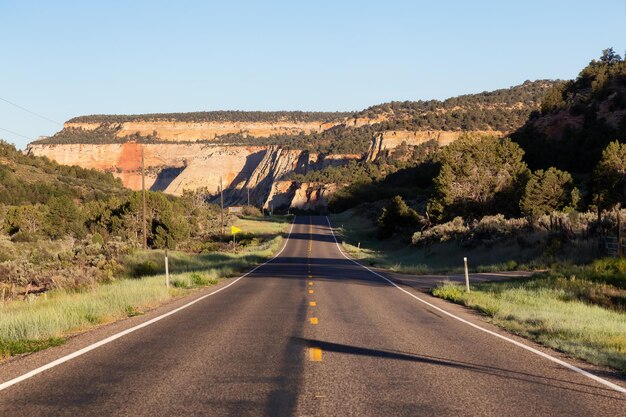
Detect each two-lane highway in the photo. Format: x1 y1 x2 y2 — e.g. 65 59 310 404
0 216 624 416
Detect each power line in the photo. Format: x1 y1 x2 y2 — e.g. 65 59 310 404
0 126 33 141
0 96 62 126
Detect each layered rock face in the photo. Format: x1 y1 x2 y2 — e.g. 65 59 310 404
64 120 340 142
27 141 347 210
28 110 518 210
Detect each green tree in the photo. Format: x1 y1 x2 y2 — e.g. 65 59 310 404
122 191 191 249
594 141 626 211
427 135 529 221
540 82 567 113
600 48 622 65
44 195 84 239
377 195 422 239
520 167 580 217
3 205 45 237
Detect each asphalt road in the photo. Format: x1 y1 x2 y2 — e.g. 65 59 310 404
0 216 624 416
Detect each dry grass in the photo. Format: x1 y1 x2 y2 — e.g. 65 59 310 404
432 271 626 373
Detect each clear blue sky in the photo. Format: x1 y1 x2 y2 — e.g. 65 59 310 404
1 0 625 149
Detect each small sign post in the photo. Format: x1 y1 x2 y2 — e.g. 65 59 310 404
231 225 242 252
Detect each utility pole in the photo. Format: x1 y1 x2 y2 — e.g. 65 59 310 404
247 187 250 207
141 146 147 250
220 176 224 237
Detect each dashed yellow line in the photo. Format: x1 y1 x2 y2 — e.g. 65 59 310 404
307 219 321 363
309 347 323 361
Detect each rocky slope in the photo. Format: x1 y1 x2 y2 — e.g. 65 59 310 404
28 81 552 211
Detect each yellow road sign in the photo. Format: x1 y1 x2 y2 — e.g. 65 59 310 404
231 225 242 235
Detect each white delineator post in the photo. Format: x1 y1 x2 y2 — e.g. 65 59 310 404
165 249 170 288
463 257 470 293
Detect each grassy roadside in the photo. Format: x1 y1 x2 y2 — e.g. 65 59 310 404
0 215 291 359
432 259 626 373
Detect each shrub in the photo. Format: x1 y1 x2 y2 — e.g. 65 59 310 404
91 233 105 245
377 196 422 239
472 214 528 239
240 206 262 217
190 272 209 286
133 261 159 277
412 217 468 244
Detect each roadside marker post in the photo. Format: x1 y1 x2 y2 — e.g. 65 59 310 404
165 249 170 288
463 257 470 293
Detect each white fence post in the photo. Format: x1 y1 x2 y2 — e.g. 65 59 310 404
464 257 470 293
165 249 170 288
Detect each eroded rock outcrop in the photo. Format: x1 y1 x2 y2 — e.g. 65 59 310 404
365 129 501 161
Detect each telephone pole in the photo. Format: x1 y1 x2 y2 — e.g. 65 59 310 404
220 176 224 237
141 146 147 250
247 187 250 207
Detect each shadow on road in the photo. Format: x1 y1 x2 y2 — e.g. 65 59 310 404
293 337 626 400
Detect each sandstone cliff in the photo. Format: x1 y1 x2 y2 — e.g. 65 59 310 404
27 129 490 210
63 120 340 142
27 142 344 211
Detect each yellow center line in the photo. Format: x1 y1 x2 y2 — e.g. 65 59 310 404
309 301 316 307
310 317 319 325
308 289 314 294
308 282 313 286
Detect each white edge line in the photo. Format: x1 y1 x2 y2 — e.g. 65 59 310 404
0 217 298 392
325 216 626 395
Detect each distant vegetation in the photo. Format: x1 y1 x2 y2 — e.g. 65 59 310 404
68 110 353 124
359 80 554 132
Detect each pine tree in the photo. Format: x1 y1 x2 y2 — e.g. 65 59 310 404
520 167 579 217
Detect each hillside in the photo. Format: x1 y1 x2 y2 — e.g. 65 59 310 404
27 80 553 211
0 140 125 205
357 80 554 133
512 49 626 173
